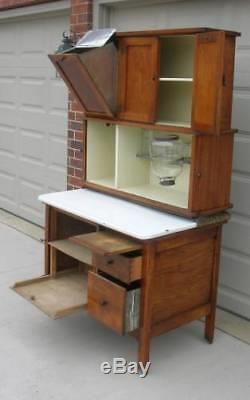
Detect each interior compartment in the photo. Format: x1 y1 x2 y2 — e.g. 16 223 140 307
116 126 192 209
86 121 116 187
156 81 193 127
160 35 194 78
86 122 192 209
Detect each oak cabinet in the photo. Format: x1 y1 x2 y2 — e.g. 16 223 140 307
49 27 239 135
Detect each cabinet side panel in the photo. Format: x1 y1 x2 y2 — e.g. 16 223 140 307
118 37 159 123
189 134 234 212
219 36 236 132
192 31 225 134
152 235 216 324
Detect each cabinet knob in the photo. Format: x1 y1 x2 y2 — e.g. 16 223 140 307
100 300 108 307
107 259 114 265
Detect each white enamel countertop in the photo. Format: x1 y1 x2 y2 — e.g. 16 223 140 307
38 189 197 240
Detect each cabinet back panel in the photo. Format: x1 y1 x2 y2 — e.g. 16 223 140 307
160 35 194 78
86 121 116 185
157 82 193 126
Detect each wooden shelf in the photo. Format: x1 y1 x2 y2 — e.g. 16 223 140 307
49 239 92 265
159 78 193 82
156 121 191 128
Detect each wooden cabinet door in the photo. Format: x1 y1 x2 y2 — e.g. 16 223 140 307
118 37 159 123
49 43 117 118
192 31 225 134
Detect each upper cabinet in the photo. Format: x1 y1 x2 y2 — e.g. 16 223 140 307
49 28 240 135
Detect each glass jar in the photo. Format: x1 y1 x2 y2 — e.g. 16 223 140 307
150 135 184 186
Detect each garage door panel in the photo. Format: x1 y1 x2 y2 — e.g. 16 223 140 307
18 109 48 132
46 167 67 192
0 128 17 154
233 136 250 174
20 129 46 163
48 136 67 168
49 79 68 110
0 80 17 105
220 251 250 297
20 79 47 109
48 111 68 137
232 94 250 132
0 105 18 126
0 172 16 205
234 50 250 88
231 176 250 217
0 12 68 225
222 218 250 257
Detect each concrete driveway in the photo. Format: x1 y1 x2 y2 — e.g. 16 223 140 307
0 221 250 400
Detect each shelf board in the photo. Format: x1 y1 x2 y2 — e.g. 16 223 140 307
87 177 116 188
156 120 191 128
159 78 193 82
49 239 92 265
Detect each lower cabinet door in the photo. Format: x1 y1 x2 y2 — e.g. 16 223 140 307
12 269 88 319
87 271 140 334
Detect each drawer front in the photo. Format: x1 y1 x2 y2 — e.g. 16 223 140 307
87 272 140 334
93 253 142 283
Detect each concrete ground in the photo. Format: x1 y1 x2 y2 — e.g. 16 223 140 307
0 221 250 400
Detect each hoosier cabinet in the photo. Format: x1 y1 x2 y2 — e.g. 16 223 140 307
12 27 240 372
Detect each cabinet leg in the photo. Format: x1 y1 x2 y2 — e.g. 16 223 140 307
138 328 151 366
137 242 155 366
204 227 222 344
205 307 216 343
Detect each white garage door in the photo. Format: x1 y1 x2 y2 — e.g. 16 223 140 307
94 0 250 318
0 9 69 226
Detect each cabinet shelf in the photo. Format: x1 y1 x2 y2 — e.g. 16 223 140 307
159 78 193 82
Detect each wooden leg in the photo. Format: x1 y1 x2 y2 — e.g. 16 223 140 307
205 227 222 343
44 205 50 275
50 247 57 278
138 242 155 366
44 205 57 276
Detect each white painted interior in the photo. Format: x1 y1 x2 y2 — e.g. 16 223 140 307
0 7 69 225
86 121 191 208
94 0 250 318
39 189 197 240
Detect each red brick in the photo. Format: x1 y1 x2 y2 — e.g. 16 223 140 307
68 176 83 187
70 158 83 169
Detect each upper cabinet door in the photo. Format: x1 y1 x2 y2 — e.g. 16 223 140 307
118 37 159 123
192 31 226 134
49 43 118 118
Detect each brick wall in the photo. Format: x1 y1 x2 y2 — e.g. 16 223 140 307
0 0 59 11
68 0 93 189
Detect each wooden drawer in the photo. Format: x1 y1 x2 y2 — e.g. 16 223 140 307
87 271 140 334
93 251 142 283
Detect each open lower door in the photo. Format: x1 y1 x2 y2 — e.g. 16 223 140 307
49 42 118 118
12 270 87 319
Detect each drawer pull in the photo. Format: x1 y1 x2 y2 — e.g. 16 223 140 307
107 259 114 265
100 300 108 307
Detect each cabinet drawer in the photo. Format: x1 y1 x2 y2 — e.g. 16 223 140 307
93 252 142 283
87 272 140 334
